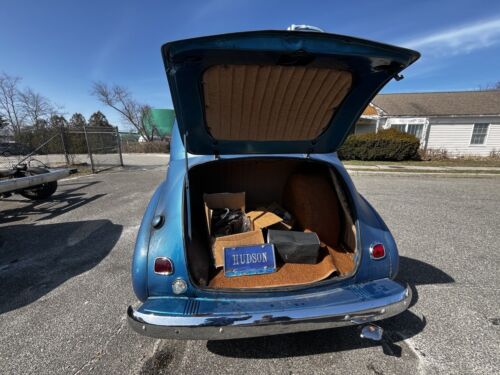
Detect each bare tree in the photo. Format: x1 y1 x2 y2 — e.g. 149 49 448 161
91 82 153 141
478 81 500 91
0 72 25 135
18 87 55 127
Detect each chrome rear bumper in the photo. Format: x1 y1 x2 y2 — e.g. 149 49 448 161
127 280 411 340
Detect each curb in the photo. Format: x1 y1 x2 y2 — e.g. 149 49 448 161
346 170 500 177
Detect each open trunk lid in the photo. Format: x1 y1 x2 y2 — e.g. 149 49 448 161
162 30 419 155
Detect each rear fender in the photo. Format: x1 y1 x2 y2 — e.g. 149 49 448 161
355 195 399 281
132 182 164 302
146 158 198 298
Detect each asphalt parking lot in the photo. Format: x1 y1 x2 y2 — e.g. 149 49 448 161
1 159 499 374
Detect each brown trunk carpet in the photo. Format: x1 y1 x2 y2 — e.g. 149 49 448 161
326 246 355 275
208 248 337 289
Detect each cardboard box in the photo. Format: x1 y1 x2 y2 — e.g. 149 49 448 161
212 229 264 268
266 202 294 229
246 210 283 229
270 221 293 231
204 192 264 268
204 192 289 268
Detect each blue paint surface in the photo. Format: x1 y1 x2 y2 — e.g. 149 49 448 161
131 122 401 303
224 244 277 277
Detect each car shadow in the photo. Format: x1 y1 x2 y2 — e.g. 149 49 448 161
206 256 453 359
0 181 104 223
0 219 122 314
397 255 455 307
397 256 454 285
207 310 425 359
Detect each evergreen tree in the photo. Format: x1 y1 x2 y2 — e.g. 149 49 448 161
68 113 87 128
88 111 112 128
49 114 68 128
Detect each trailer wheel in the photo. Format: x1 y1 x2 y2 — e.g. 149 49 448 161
19 168 58 200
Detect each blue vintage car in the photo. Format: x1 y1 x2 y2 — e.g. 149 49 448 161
128 28 420 341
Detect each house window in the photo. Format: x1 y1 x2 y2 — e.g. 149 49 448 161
391 124 406 132
390 123 424 139
470 123 489 145
407 124 424 139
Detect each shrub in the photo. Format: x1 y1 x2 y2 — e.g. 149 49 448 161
489 149 500 159
121 140 170 153
419 148 449 161
338 129 420 161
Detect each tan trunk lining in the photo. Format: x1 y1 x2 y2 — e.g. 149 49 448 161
203 65 352 141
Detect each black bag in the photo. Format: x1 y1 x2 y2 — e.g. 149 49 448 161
267 229 321 264
211 208 250 237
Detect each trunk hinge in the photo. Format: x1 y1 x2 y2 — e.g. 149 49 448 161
306 138 318 159
306 140 316 158
382 62 405 81
394 73 404 81
214 151 220 160
183 132 192 241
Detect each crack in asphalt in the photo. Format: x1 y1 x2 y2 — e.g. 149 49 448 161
72 316 127 375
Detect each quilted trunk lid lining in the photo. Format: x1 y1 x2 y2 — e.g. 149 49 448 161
202 64 352 141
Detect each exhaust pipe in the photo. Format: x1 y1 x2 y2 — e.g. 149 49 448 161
360 324 384 341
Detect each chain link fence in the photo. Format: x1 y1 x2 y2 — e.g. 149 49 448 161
0 126 123 173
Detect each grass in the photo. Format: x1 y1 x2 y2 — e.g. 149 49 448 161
68 166 93 176
121 141 169 154
341 159 500 167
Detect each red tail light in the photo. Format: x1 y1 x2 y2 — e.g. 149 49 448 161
370 243 385 260
154 257 174 275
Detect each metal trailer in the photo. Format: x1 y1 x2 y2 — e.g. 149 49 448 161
0 166 76 200
1 131 79 201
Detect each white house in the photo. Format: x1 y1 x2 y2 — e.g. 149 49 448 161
0 126 14 143
355 90 500 157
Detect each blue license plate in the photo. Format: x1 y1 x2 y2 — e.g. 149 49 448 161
224 244 276 277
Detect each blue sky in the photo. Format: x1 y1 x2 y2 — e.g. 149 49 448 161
1 0 500 129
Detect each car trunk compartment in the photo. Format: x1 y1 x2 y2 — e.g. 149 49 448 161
185 158 357 290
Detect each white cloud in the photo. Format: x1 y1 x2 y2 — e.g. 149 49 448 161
188 0 234 24
401 17 500 56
